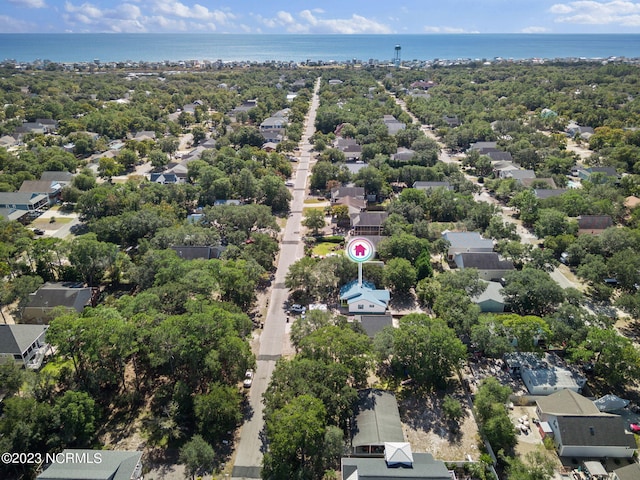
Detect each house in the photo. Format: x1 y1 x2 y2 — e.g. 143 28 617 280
22 282 94 324
171 245 226 260
611 462 640 480
133 130 156 141
574 166 619 182
0 324 49 369
340 281 390 314
469 141 498 152
334 137 363 161
336 196 367 217
356 314 394 338
412 181 453 193
228 99 258 118
341 447 451 480
0 134 19 148
485 150 513 162
442 115 460 127
442 231 494 261
471 280 505 312
390 147 415 163
521 366 586 395
18 180 64 206
519 177 556 189
382 115 406 135
577 215 613 235
550 415 635 458
351 212 388 236
331 186 365 203
37 450 143 480
566 122 595 140
0 207 28 222
502 169 536 181
149 173 181 184
351 389 405 456
534 189 568 200
492 161 521 178
259 116 287 143
0 192 49 211
410 80 437 90
453 252 514 281
40 171 74 186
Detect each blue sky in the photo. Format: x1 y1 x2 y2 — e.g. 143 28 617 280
3 0 640 33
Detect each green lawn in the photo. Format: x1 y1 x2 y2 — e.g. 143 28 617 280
312 242 343 256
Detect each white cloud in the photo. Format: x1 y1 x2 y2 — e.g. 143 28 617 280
423 26 470 34
521 26 551 33
550 1 640 25
255 9 391 33
150 0 234 24
8 0 46 8
64 1 146 32
0 14 36 32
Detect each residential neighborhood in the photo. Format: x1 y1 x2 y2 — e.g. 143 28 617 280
1 56 640 480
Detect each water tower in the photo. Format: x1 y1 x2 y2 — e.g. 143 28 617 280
394 44 401 67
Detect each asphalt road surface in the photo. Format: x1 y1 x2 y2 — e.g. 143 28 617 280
231 77 321 480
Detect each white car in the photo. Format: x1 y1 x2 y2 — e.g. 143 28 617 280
289 304 306 313
243 369 254 388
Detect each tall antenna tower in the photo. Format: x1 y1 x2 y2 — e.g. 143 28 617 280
394 44 401 68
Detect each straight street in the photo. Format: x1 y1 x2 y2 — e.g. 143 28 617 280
231 77 321 480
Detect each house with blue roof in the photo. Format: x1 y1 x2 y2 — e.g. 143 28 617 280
340 280 390 314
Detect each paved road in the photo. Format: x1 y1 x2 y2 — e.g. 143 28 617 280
231 77 321 480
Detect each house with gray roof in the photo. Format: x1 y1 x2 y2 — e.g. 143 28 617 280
331 186 365 203
502 169 536 181
341 448 451 480
351 389 404 456
356 314 394 338
612 462 640 480
471 280 505 312
40 171 74 185
0 207 28 222
351 212 388 236
442 231 494 261
390 147 415 163
37 449 143 480
412 181 453 192
536 390 636 458
453 252 514 281
19 180 64 205
577 215 613 235
171 245 226 260
22 282 94 324
521 366 586 395
534 188 568 200
0 192 48 211
0 324 49 369
382 115 406 135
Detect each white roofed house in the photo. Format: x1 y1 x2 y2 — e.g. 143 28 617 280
259 116 287 143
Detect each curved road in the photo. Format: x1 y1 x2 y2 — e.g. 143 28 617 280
231 77 321 480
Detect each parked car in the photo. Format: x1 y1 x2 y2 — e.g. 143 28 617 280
629 423 640 433
289 304 306 313
33 228 45 235
243 369 254 388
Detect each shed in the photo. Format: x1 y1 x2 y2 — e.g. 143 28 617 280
351 389 404 456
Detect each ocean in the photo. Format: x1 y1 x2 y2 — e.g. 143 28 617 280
1 34 639 64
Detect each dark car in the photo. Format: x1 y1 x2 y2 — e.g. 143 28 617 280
33 228 45 235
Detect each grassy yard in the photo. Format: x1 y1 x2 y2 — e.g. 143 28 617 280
312 242 343 256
